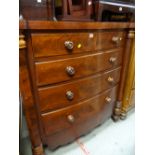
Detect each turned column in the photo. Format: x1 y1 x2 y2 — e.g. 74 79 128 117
112 30 135 121
120 37 135 120
19 32 44 155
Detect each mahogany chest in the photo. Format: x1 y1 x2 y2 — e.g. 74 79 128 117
19 21 134 155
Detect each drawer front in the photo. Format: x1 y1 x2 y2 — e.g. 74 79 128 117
31 31 126 58
96 31 126 50
35 48 123 86
32 32 97 58
41 86 118 136
46 106 112 149
38 67 121 112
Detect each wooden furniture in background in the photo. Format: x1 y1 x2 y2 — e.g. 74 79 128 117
20 0 56 20
94 0 135 21
56 0 93 21
121 37 135 119
19 21 134 155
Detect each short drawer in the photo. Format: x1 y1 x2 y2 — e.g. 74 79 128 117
96 31 126 50
35 48 123 86
31 32 97 58
41 86 118 136
31 31 126 58
38 67 121 112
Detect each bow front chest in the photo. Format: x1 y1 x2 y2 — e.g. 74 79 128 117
19 21 134 155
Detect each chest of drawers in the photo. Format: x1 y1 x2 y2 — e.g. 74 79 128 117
19 21 134 155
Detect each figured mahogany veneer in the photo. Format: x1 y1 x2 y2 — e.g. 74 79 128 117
32 31 126 58
20 20 134 30
35 48 123 86
19 21 134 155
45 98 114 149
41 86 118 136
38 67 121 112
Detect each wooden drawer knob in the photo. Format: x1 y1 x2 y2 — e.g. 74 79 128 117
64 41 74 50
105 97 112 103
119 7 123 12
112 36 122 44
67 115 75 123
107 77 114 83
66 91 74 100
109 57 117 63
66 66 75 76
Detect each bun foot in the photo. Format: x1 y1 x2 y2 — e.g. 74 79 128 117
32 144 44 155
120 112 127 120
112 105 121 122
112 115 120 122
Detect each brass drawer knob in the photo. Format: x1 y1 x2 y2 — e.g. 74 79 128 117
112 36 122 44
66 66 75 76
105 97 112 103
66 91 74 100
67 115 75 123
64 41 74 50
109 57 117 63
107 77 114 83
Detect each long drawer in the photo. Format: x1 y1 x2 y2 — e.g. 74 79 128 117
38 67 121 112
46 104 113 149
31 31 126 58
41 86 118 136
35 48 123 86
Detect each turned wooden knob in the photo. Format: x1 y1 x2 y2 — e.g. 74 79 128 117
107 77 114 83
66 66 75 76
105 97 112 103
66 91 74 100
64 41 74 50
67 115 75 123
112 36 122 44
109 57 117 63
